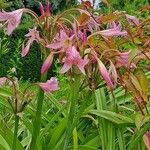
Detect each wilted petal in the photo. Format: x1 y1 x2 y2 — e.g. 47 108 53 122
0 77 7 86
97 59 114 89
143 131 150 150
38 77 59 93
41 53 54 74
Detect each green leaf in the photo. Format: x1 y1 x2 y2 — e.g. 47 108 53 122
0 88 12 98
0 122 24 150
117 128 126 150
95 88 108 150
47 118 67 149
135 70 149 101
89 110 134 124
128 121 150 150
73 128 78 150
0 134 11 150
135 113 150 130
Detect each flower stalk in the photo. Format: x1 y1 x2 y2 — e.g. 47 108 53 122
30 71 47 150
63 76 80 149
12 114 19 150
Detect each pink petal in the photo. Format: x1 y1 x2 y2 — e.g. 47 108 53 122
126 14 140 26
60 61 72 74
77 59 89 74
46 42 62 49
38 77 59 93
109 61 118 87
71 46 79 57
3 9 23 35
97 59 114 89
41 53 54 74
89 23 127 38
0 12 7 21
60 30 68 39
47 77 59 91
116 52 130 67
21 40 32 57
7 20 17 35
0 77 7 86
100 28 127 37
143 131 150 150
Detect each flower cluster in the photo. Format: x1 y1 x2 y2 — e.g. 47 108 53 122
0 2 144 93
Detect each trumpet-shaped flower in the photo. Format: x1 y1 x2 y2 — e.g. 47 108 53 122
60 46 89 74
126 14 140 26
22 28 41 57
97 59 114 89
46 30 74 52
38 77 59 93
100 22 127 37
88 22 127 39
0 9 23 35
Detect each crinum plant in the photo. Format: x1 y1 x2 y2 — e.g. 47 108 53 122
0 1 150 150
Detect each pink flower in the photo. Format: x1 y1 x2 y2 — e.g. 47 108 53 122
38 77 59 93
126 14 140 26
46 30 74 52
87 17 100 32
143 131 150 150
97 59 114 89
0 77 7 86
60 46 89 74
101 22 127 37
77 30 88 44
0 9 23 35
88 22 127 39
22 28 41 57
41 53 54 74
116 52 130 67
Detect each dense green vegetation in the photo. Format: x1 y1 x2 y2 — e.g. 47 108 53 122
0 0 150 150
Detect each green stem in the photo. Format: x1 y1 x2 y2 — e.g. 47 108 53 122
63 77 80 149
12 115 19 150
30 73 47 150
